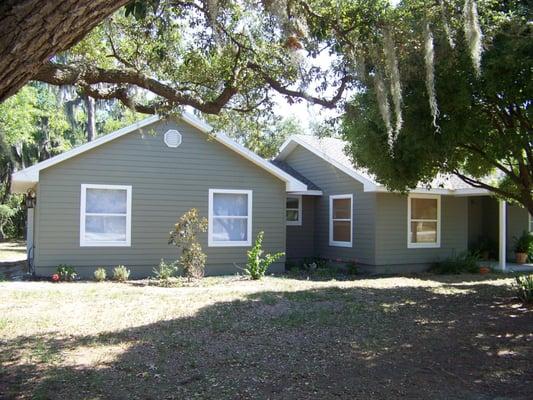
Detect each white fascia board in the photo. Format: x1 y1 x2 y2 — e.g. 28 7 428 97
288 190 323 196
277 136 378 191
181 112 307 192
369 186 490 196
11 115 161 193
12 111 307 193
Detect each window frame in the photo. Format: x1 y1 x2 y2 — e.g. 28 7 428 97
80 184 132 247
208 189 253 247
329 194 353 248
286 195 302 226
407 193 441 249
529 213 533 233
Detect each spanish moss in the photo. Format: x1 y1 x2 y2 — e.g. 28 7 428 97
463 0 483 75
382 28 403 135
424 23 440 132
439 0 455 48
372 68 393 147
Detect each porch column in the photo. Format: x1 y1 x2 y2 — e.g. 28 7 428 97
499 200 506 271
26 207 34 259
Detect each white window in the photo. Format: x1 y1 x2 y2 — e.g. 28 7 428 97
407 194 441 248
286 195 302 226
530 214 533 232
80 184 132 247
208 189 252 247
329 194 353 247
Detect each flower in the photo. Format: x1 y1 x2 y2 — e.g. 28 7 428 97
51 274 60 282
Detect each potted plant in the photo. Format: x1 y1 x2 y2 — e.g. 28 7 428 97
513 231 533 264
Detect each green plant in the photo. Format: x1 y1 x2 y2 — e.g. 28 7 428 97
169 208 208 280
430 252 480 275
0 204 16 240
94 267 107 282
56 265 77 282
244 231 284 280
471 236 496 260
345 261 358 275
515 274 533 305
153 258 177 280
513 231 533 254
112 265 130 282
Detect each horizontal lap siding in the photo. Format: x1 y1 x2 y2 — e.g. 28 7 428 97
284 146 376 264
35 119 286 275
374 193 468 265
286 196 316 259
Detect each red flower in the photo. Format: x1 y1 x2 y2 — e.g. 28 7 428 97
51 274 60 282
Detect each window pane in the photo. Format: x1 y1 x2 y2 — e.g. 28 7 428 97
286 197 299 209
411 198 437 220
86 189 127 214
411 221 437 243
213 193 248 216
333 221 351 242
213 218 247 241
86 215 126 242
333 198 351 219
287 210 299 221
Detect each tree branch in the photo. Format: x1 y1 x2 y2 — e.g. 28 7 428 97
34 61 238 115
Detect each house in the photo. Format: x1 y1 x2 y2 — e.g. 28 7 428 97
11 114 530 277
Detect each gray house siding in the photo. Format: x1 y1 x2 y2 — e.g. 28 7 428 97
374 193 469 272
34 118 286 278
286 195 316 260
283 146 376 265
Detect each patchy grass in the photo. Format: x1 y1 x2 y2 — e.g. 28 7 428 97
0 241 26 262
0 274 531 399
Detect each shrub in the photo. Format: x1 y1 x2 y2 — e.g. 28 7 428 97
430 252 480 274
113 265 130 282
94 267 107 282
515 274 533 305
244 231 284 280
153 258 177 280
169 208 208 280
56 264 77 281
513 231 533 254
345 261 358 275
0 204 16 240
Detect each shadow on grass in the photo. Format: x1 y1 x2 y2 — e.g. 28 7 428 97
1 281 532 400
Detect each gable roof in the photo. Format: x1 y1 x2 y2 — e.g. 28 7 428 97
11 112 308 193
276 135 490 196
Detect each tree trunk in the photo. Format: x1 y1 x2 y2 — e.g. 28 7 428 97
84 95 96 141
0 0 129 102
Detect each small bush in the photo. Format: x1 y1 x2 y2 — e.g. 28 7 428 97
94 267 107 282
431 252 480 274
113 265 130 282
345 261 358 275
244 231 284 280
56 265 77 281
153 258 177 280
515 274 533 305
169 208 208 280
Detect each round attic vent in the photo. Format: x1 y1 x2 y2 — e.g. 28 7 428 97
164 130 182 148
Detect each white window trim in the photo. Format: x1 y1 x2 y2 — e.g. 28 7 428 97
529 213 533 233
208 189 253 247
407 193 441 249
80 184 132 247
286 195 302 226
329 194 353 248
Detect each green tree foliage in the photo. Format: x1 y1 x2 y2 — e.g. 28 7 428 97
342 1 532 213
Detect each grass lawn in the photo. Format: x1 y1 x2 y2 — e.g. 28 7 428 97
0 274 531 399
0 241 26 262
